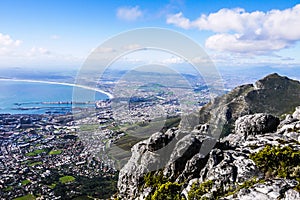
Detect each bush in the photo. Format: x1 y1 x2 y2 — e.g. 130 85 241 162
143 172 182 199
250 145 300 178
151 182 182 200
250 144 300 191
144 171 167 189
188 180 213 200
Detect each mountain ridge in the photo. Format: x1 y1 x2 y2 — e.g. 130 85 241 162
116 73 300 200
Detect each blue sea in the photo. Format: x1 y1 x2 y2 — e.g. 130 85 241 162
0 80 109 114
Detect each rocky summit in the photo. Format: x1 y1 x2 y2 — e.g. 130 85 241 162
116 74 300 200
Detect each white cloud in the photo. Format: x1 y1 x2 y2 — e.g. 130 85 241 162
0 33 22 47
205 33 288 53
28 47 51 56
0 33 22 57
167 4 300 54
166 12 191 29
117 6 143 21
0 33 83 67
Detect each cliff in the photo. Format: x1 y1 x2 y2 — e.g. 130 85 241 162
116 73 300 200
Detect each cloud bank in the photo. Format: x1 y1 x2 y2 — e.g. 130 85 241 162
167 4 300 54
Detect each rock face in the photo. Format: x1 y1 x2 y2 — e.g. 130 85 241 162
235 113 280 139
117 74 300 199
224 179 299 200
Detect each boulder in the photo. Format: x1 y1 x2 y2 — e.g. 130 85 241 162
224 179 298 200
235 113 280 139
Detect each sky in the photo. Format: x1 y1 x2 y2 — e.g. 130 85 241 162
1 0 300 69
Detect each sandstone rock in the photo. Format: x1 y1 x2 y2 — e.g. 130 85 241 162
235 113 280 139
225 179 298 200
117 129 177 199
293 106 300 120
117 74 300 199
283 189 300 200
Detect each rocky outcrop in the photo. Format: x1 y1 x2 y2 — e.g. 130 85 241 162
235 113 280 139
224 179 299 200
198 73 300 136
117 74 300 199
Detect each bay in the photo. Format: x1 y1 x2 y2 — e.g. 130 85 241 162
0 80 109 114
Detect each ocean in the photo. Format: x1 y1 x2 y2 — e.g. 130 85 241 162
0 80 109 114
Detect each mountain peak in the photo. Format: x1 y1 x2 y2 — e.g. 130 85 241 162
117 73 300 200
254 73 298 90
197 73 300 136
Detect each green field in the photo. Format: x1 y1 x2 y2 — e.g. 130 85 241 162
59 175 75 184
79 124 99 132
25 148 48 157
21 179 31 186
49 150 62 155
13 194 36 200
28 161 42 167
107 116 181 168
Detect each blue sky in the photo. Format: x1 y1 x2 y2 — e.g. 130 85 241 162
0 0 300 69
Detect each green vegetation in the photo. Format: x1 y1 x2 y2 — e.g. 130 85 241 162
59 175 75 184
79 124 99 132
151 182 182 200
108 116 181 167
295 178 300 192
13 194 36 200
114 116 180 152
188 178 265 199
4 186 13 191
143 172 182 200
25 148 48 157
53 174 119 199
73 196 94 200
21 179 31 186
250 145 300 178
188 180 213 199
144 171 167 189
114 134 147 152
48 183 56 189
250 144 300 191
49 149 62 155
224 178 265 197
28 161 42 167
39 169 118 199
143 174 261 199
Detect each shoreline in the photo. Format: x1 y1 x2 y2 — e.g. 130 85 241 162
0 78 114 99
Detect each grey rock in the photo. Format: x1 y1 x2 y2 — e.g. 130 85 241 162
226 179 298 200
283 189 300 200
117 74 300 199
293 106 300 120
163 134 216 180
117 129 177 199
235 113 280 139
198 73 300 137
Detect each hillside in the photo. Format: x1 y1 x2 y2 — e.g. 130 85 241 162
116 73 300 200
197 73 300 136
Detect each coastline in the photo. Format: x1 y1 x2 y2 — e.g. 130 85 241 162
0 78 114 99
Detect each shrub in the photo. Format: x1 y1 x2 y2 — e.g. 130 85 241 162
143 172 182 199
151 181 182 200
250 145 300 179
250 144 300 191
188 180 213 200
